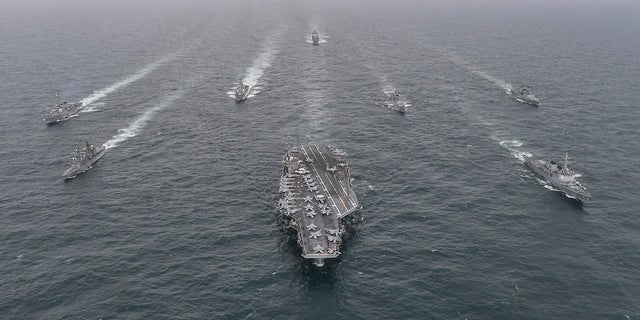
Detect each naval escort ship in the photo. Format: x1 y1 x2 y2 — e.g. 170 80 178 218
234 80 251 102
63 141 106 179
311 30 320 45
525 154 591 203
278 144 360 266
511 84 540 106
387 90 409 113
44 100 83 124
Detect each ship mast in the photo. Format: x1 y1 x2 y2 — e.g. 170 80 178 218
561 152 573 175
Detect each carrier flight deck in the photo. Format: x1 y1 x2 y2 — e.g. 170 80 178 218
278 144 360 266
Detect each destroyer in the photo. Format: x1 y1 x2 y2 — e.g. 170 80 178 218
311 30 320 45
234 80 251 102
278 144 360 266
63 141 106 179
525 154 590 203
511 84 540 106
44 100 83 124
387 90 408 113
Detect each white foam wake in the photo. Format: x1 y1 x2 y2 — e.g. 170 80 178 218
469 69 513 93
228 51 278 99
79 102 104 114
80 54 174 107
499 139 531 162
228 34 282 99
305 35 329 44
103 92 182 150
244 44 278 87
444 52 513 93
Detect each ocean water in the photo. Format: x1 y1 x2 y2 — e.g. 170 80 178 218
1 0 639 319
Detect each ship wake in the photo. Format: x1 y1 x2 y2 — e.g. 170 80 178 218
103 92 183 150
228 33 282 100
444 52 513 93
79 102 104 114
468 69 513 93
498 139 532 162
80 53 176 108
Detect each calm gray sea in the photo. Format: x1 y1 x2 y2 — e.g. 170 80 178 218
1 0 639 319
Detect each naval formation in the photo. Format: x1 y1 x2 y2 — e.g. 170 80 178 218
43 29 590 266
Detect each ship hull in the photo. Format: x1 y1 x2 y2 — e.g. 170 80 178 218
235 85 252 102
515 96 540 106
63 146 106 179
44 103 83 124
278 144 359 266
524 157 588 204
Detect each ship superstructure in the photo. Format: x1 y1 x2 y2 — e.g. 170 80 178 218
525 154 590 203
63 141 106 179
511 84 540 106
278 144 359 266
234 80 251 102
387 90 409 113
44 101 83 124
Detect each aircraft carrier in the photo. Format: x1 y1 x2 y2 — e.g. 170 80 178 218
278 144 360 266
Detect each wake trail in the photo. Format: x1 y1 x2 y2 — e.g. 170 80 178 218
378 74 395 94
244 40 279 88
80 53 176 108
244 49 274 89
102 92 182 150
228 29 284 99
79 102 103 113
433 47 528 162
468 69 513 93
442 51 513 93
497 139 532 162
102 73 205 150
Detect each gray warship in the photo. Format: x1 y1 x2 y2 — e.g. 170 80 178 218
63 141 107 179
44 101 83 124
511 84 540 106
525 154 590 203
278 144 360 266
311 30 320 45
387 90 408 113
234 80 251 102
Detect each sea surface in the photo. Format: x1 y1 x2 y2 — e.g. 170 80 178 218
1 0 639 319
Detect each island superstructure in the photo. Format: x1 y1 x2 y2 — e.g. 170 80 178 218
278 144 359 266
